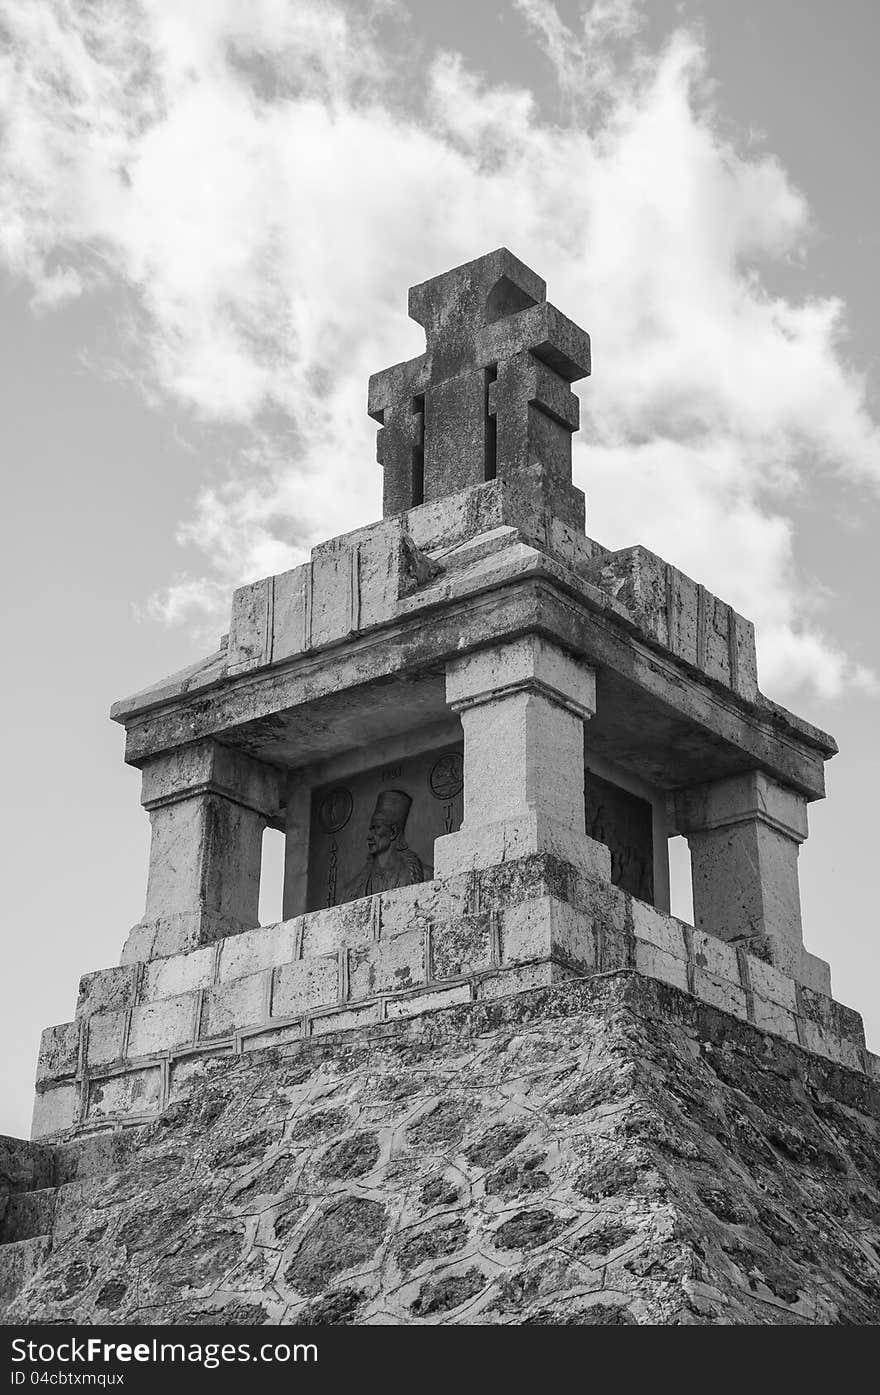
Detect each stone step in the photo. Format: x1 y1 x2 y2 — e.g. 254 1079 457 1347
0 1187 56 1244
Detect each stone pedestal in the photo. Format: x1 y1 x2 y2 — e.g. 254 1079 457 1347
675 771 827 987
121 742 284 963
434 635 610 879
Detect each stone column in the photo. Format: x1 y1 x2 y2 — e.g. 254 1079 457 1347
121 741 284 963
434 635 610 880
675 771 826 986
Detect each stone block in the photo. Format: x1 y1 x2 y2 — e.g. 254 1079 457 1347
0 1137 54 1196
76 966 138 1020
797 987 865 1048
228 574 272 671
690 930 742 986
676 771 808 840
597 548 758 701
119 921 158 965
86 1068 161 1122
128 993 198 1056
404 480 502 553
476 961 577 1000
140 741 283 814
309 520 403 647
300 901 372 957
348 929 426 1000
445 634 597 717
800 951 832 997
140 945 216 1002
36 1022 80 1083
124 909 250 964
501 897 596 972
436 815 610 882
745 956 797 1011
385 983 472 1018
271 957 338 1019
168 1052 230 1103
797 1022 864 1073
141 796 264 933
381 880 445 938
431 912 495 980
309 1003 381 1037
634 941 689 993
472 853 574 911
271 564 310 664
31 1085 79 1141
85 1010 128 1068
750 996 800 1044
693 969 748 1020
0 1189 56 1244
357 522 410 630
0 1235 51 1303
241 1023 303 1053
630 901 687 960
596 920 633 972
549 516 596 574
576 870 630 931
217 920 299 984
200 974 268 1040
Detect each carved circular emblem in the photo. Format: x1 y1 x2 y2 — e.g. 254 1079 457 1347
429 752 463 801
317 787 353 834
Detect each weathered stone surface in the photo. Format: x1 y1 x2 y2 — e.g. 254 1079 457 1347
6 974 880 1325
435 636 601 879
33 852 868 1136
15 250 863 1331
597 545 759 702
676 771 814 983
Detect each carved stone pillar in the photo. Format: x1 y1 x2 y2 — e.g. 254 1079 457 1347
121 741 284 963
433 635 610 880
675 771 828 988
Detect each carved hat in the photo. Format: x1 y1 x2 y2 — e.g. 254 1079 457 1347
372 789 412 829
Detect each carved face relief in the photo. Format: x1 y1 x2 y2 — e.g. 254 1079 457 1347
307 744 463 911
367 817 397 856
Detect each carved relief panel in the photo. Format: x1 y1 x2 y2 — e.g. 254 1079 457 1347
307 745 464 911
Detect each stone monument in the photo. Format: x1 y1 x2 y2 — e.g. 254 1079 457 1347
2 250 878 1325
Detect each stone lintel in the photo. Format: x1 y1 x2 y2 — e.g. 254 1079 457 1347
117 574 831 802
445 634 597 720
674 770 808 843
140 740 284 816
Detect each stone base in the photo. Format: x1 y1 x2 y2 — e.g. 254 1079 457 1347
32 854 874 1140
120 910 256 964
434 816 611 881
6 973 880 1325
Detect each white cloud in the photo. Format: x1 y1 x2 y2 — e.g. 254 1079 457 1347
0 0 878 700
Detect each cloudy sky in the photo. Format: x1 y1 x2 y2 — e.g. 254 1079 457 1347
1 0 878 1137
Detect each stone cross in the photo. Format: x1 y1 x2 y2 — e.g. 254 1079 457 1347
368 248 591 531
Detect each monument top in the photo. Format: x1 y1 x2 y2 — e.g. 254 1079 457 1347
368 248 591 526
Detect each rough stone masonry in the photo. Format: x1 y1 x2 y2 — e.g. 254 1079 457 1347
3 249 878 1324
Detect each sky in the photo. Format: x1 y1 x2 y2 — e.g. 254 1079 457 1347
1 0 878 1139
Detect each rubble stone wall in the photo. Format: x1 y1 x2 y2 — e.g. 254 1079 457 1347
4 973 880 1325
